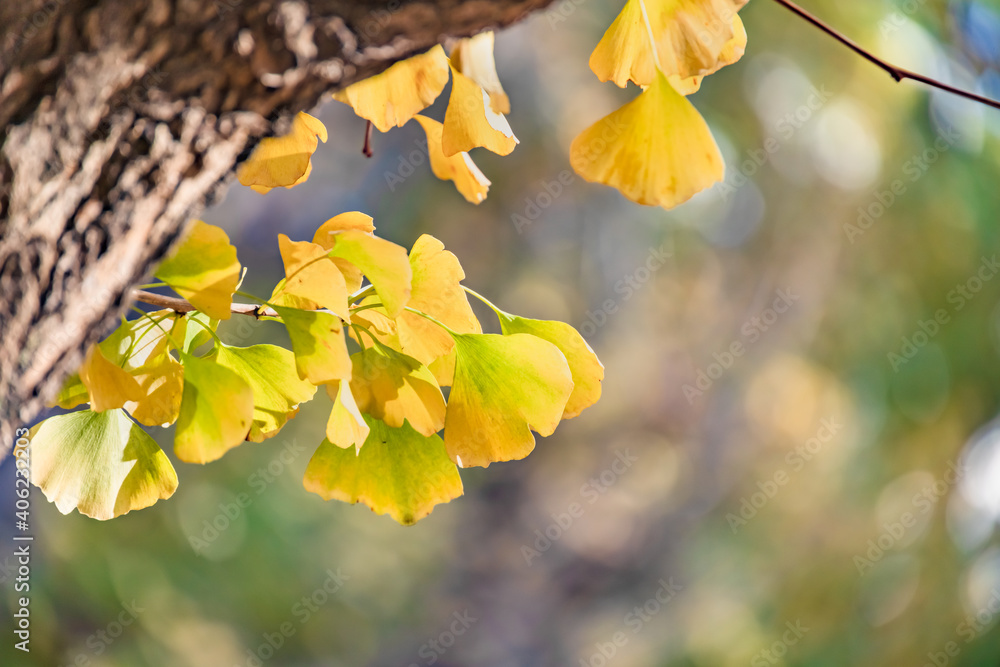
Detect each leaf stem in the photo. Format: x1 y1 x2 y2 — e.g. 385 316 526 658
462 285 505 319
404 306 459 335
129 307 185 352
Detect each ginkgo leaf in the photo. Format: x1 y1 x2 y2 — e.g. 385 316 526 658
325 230 412 318
211 343 317 442
590 0 748 88
393 234 481 365
668 15 747 94
350 344 446 437
350 296 398 337
414 115 491 204
497 313 603 419
155 220 241 320
183 311 218 353
273 305 352 385
444 333 574 467
303 414 463 525
52 373 88 409
79 344 142 412
271 234 349 317
174 352 254 463
442 65 519 157
325 379 369 453
30 409 178 520
332 45 450 133
429 350 456 387
451 31 510 114
570 70 724 209
237 112 327 193
312 212 376 293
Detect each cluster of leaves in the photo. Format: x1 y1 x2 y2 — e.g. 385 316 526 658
34 215 603 524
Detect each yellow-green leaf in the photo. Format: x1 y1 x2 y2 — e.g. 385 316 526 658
51 373 88 409
312 212 376 293
237 112 327 193
325 230 412 318
498 313 603 419
350 344 446 437
271 234 349 317
79 344 142 413
174 352 254 463
30 409 178 520
325 379 370 453
155 220 241 320
211 343 317 442
274 305 352 385
444 333 573 467
303 414 463 525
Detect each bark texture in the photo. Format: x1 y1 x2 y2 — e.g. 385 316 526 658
0 0 553 455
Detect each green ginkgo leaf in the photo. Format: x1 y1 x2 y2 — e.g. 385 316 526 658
444 333 574 467
52 373 89 409
211 343 317 441
326 230 412 317
183 311 218 353
498 313 604 419
303 414 463 525
350 343 446 437
30 409 178 520
155 220 241 319
174 352 255 463
274 306 352 385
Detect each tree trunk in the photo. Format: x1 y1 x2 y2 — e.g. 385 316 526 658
0 0 553 456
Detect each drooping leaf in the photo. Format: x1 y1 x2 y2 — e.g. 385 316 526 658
312 212 376 293
155 220 241 319
174 352 254 463
30 409 178 520
589 0 748 88
414 115 491 204
451 31 510 114
270 234 349 317
237 112 327 193
442 65 518 157
274 305 352 385
211 343 317 442
325 230 412 318
570 70 724 209
498 313 603 419
325 379 370 453
444 333 574 467
79 344 142 412
303 414 463 525
331 45 450 132
350 344 446 437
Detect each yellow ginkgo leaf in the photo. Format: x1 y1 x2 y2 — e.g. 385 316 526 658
325 379 370 453
442 65 518 157
312 212 376 292
350 344 446 438
325 230 412 318
174 352 255 463
444 333 574 468
332 45 450 133
237 112 327 193
451 31 510 114
271 234 350 317
79 344 142 413
570 70 724 209
51 373 88 410
155 220 241 320
414 115 491 204
590 0 747 88
668 15 747 94
273 305 352 385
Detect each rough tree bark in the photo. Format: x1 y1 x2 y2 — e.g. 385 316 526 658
0 0 554 456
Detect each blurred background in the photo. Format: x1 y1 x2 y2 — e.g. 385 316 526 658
4 0 1000 664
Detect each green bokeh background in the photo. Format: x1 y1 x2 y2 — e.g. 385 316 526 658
4 1 1000 665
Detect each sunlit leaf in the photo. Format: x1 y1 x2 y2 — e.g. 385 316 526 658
442 65 518 157
182 311 218 353
274 305 352 385
271 234 349 317
174 352 254 463
331 45 450 132
303 414 463 525
350 344 446 437
414 115 491 204
237 112 327 193
52 373 88 409
30 409 178 520
570 70 724 209
451 31 510 114
155 220 241 320
211 343 317 442
325 379 370 453
79 344 142 412
444 333 573 467
312 212 376 293
325 230 412 318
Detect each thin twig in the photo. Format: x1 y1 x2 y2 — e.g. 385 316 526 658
362 120 374 158
771 0 1000 111
131 289 278 318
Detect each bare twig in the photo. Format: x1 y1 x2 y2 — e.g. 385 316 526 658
131 289 278 318
362 119 374 158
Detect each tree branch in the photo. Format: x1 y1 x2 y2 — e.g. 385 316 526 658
131 290 278 318
771 0 1000 112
